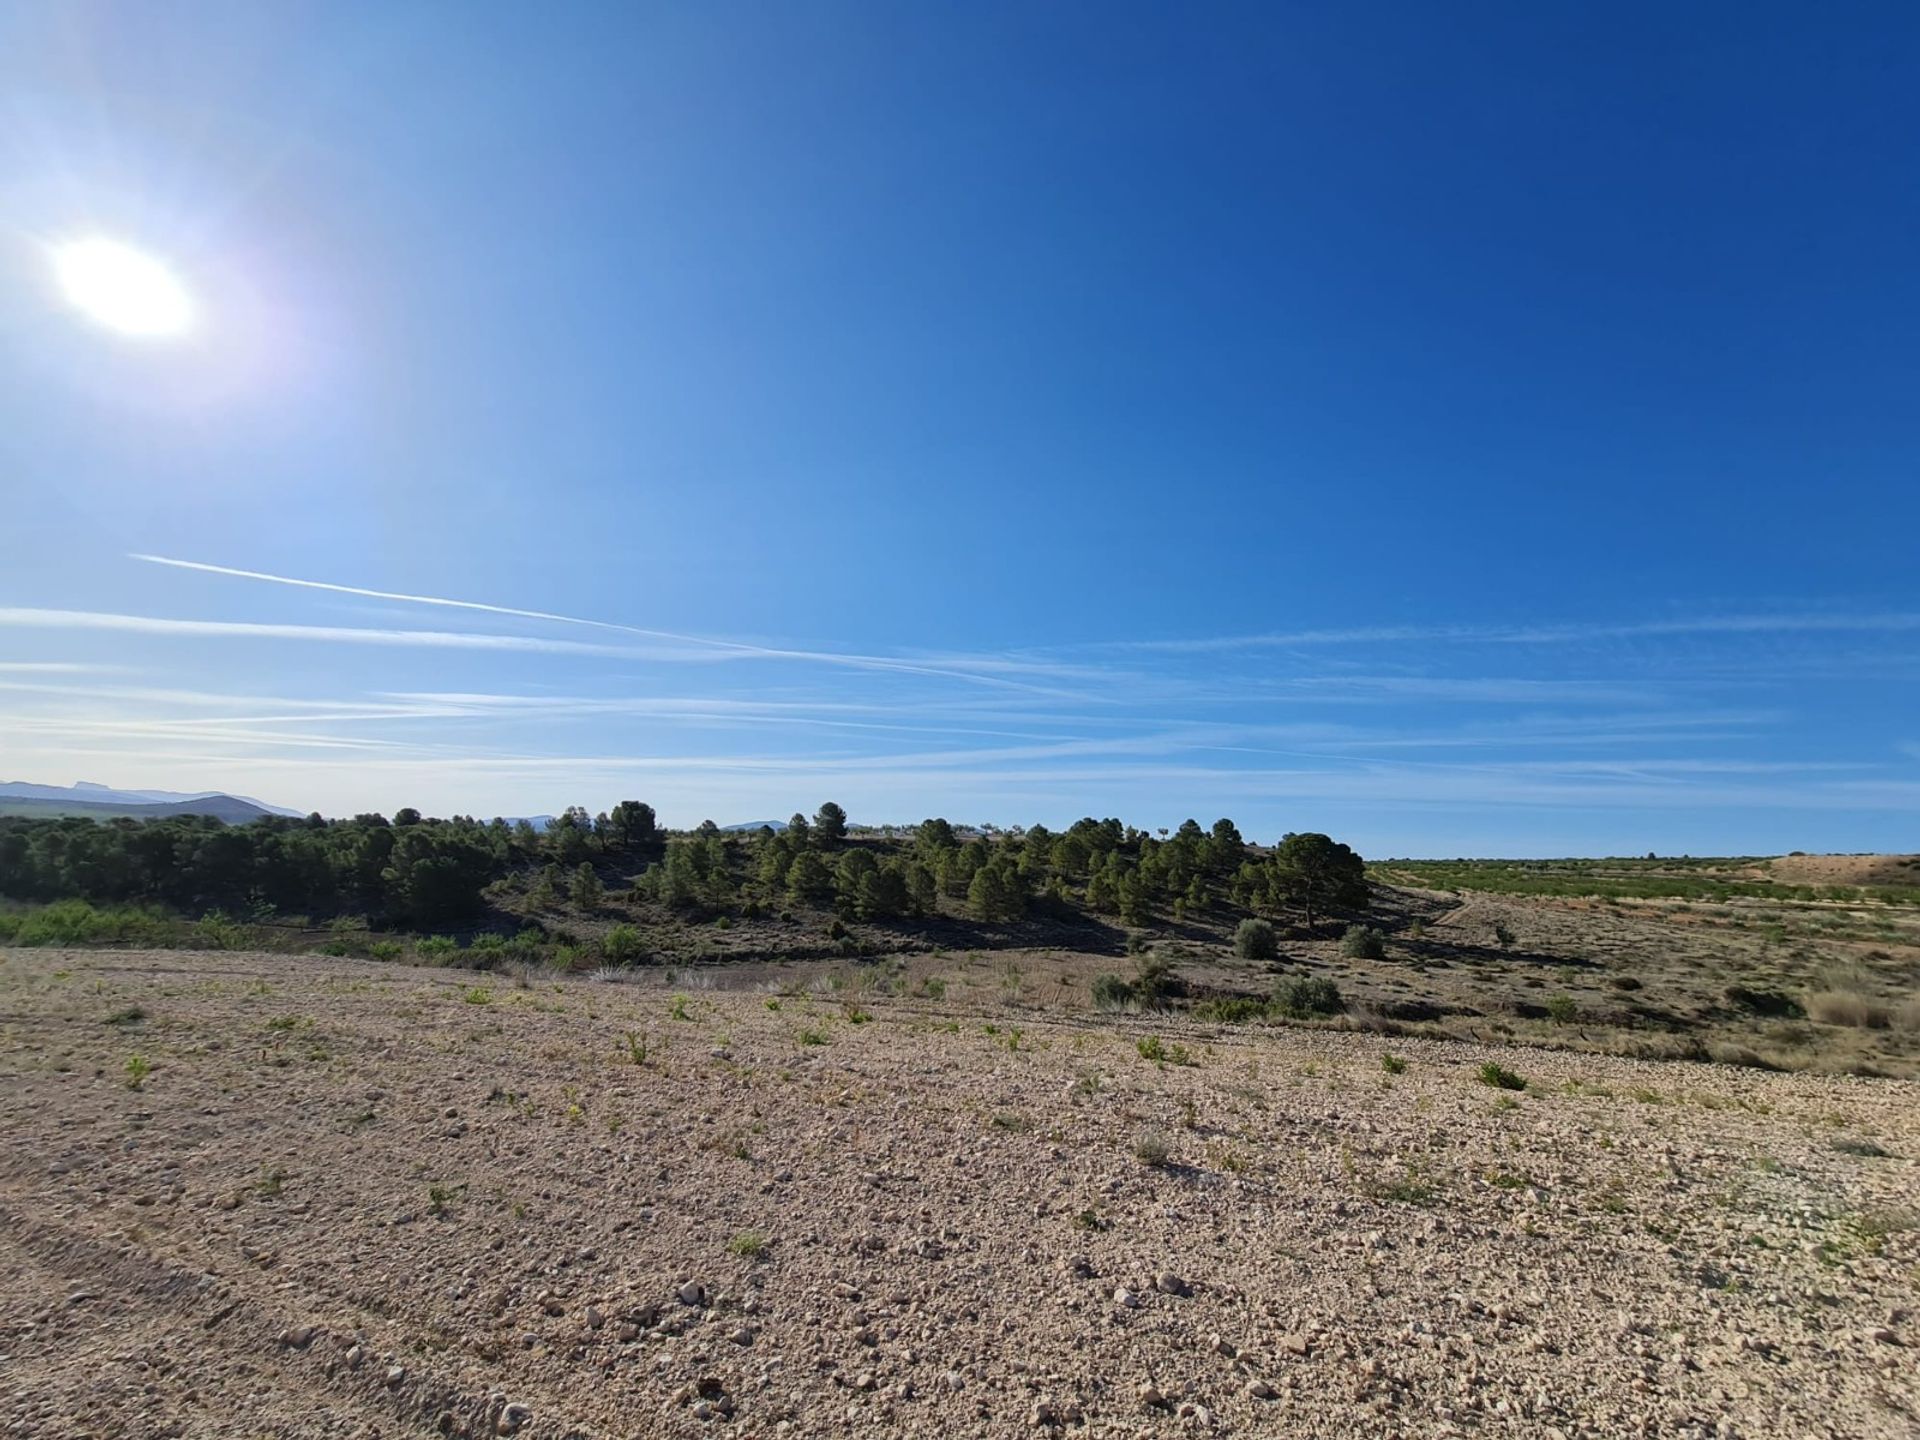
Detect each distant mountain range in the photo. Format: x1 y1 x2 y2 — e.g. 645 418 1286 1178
0 781 300 825
720 819 787 832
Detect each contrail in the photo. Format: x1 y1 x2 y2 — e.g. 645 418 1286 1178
128 553 1079 694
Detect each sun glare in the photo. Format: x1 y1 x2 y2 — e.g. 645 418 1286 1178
52 237 195 338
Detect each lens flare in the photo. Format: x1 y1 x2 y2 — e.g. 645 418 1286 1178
52 237 195 338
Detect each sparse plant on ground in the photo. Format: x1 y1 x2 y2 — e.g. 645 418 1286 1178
124 1053 151 1089
1831 1137 1891 1158
1381 1051 1407 1075
1133 1130 1171 1167
1135 1035 1194 1065
427 1181 465 1215
1545 993 1577 1024
728 1230 768 1259
1477 1061 1526 1091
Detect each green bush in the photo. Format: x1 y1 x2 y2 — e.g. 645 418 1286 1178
1544 993 1577 1024
1274 975 1344 1017
191 911 246 950
415 935 460 961
1233 917 1278 961
601 923 647 965
1477 1061 1526 1091
1 900 169 947
1340 924 1386 960
369 940 403 962
1091 973 1135 1011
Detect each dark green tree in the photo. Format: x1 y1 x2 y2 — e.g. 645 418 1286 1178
1268 831 1368 931
607 800 658 849
813 801 848 846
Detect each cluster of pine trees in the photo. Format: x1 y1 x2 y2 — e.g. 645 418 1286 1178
627 806 1367 930
0 801 667 928
0 799 1369 934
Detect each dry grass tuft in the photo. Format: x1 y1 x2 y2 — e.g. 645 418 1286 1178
1805 989 1891 1030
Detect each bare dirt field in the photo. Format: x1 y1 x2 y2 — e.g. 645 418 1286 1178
2 946 1916 1440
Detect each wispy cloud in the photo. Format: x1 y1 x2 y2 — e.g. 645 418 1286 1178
0 608 647 656
1105 612 1920 654
130 553 1090 694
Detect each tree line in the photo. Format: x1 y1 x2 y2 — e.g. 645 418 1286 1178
0 799 1367 934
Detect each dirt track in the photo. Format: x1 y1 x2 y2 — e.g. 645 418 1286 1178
2 947 1915 1438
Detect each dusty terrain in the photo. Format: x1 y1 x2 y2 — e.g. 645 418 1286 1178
2 946 1915 1439
1760 855 1920 889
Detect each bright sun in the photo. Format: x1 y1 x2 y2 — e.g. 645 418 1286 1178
52 237 195 338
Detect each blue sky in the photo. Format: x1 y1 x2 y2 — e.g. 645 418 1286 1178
1 2 1916 855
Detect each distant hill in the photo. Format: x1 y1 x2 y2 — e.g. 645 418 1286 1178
0 781 292 825
66 781 298 815
720 819 787 833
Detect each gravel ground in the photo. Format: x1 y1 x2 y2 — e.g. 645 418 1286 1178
1 947 1915 1439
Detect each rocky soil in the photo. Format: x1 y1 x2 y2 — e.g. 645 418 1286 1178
1 947 1915 1439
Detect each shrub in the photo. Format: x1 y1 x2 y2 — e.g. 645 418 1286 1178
1381 1052 1407 1075
1132 953 1179 1007
1133 1131 1171 1167
2 900 169 947
1725 984 1802 1019
1492 921 1515 950
369 940 403 962
1091 973 1135 1011
727 1230 768 1259
1477 1061 1526 1091
1274 975 1344 1017
601 924 647 965
1340 925 1386 960
1544 994 1577 1024
415 935 460 961
192 911 246 950
1233 918 1278 961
